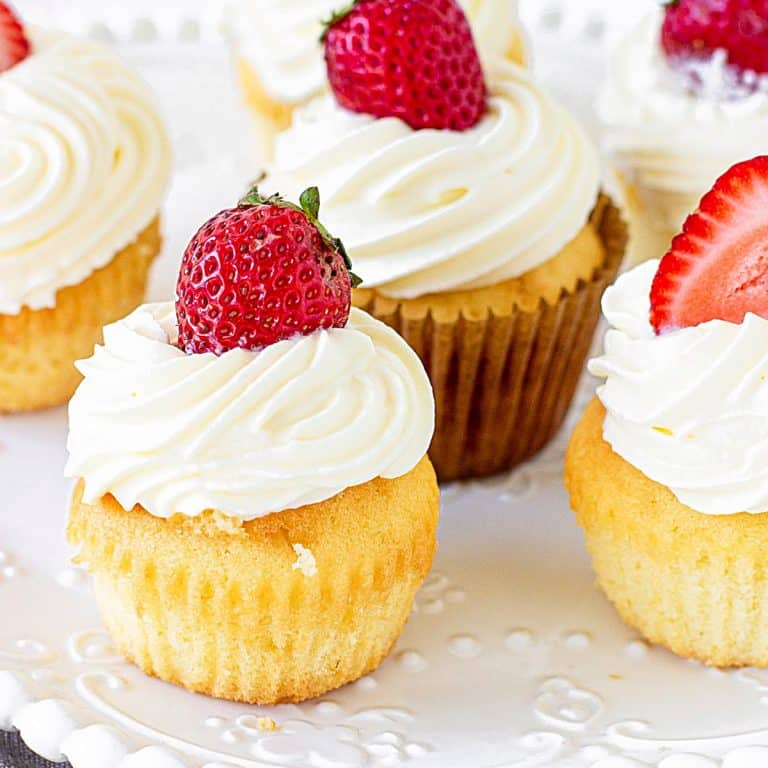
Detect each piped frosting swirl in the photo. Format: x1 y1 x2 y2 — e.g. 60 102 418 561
66 305 435 520
267 61 599 298
0 29 171 314
591 260 768 515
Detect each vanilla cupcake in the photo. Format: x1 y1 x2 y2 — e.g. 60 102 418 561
0 14 171 413
227 0 529 161
566 156 768 666
66 188 438 704
266 3 625 481
599 5 768 266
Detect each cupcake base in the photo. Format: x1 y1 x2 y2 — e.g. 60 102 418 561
505 23 529 67
612 168 698 266
354 196 626 482
67 456 439 704
0 218 161 414
566 398 768 668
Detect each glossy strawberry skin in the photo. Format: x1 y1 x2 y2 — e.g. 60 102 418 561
176 199 352 355
324 0 487 131
650 156 768 334
0 2 30 73
661 0 768 76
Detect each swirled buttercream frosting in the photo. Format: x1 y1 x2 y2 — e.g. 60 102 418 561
229 0 524 104
598 10 768 200
267 61 599 298
0 29 171 314
65 305 435 521
590 260 768 515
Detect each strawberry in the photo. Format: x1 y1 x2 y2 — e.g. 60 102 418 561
650 156 768 334
176 187 360 355
0 2 29 73
322 0 487 132
661 0 768 77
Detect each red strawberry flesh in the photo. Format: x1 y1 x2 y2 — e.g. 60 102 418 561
650 156 768 333
0 2 29 74
661 0 768 77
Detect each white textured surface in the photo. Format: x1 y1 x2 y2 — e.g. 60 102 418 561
4 2 764 767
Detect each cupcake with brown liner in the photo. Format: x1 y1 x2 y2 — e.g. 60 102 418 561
566 156 768 667
0 8 171 412
66 187 438 704
226 0 529 161
265 0 625 481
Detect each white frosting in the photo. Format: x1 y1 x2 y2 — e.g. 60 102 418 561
268 61 599 298
0 29 171 314
590 261 768 515
599 10 768 203
460 0 525 67
230 0 523 104
65 304 434 521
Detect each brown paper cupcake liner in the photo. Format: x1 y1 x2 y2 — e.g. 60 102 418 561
355 195 626 482
67 457 439 705
0 218 161 413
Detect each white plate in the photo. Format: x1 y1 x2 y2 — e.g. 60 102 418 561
6 4 768 768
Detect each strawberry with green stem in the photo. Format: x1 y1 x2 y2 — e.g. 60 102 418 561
176 187 360 355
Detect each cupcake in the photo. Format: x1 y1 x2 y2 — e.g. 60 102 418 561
227 0 529 161
66 187 438 704
265 0 625 481
599 2 768 266
0 5 171 413
566 156 768 667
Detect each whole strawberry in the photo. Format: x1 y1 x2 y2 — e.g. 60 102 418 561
661 0 768 77
176 187 360 355
323 0 487 131
0 2 30 73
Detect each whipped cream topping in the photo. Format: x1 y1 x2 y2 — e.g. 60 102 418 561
598 10 768 200
65 305 434 521
267 61 599 298
0 29 171 314
590 261 768 515
229 0 523 105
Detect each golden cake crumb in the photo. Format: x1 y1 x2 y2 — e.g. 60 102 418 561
67 457 440 704
566 398 768 668
258 717 278 732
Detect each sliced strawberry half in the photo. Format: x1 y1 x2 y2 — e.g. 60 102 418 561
0 2 30 73
650 156 768 334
